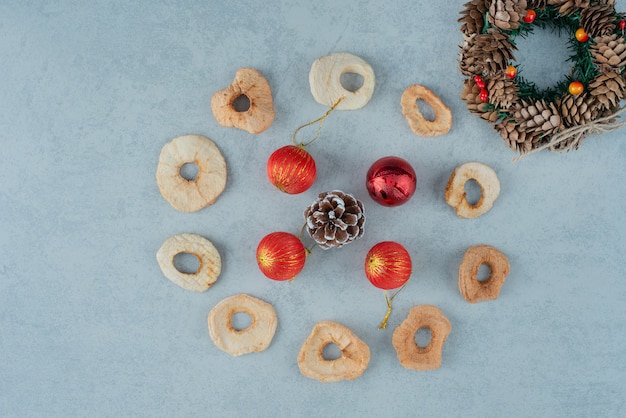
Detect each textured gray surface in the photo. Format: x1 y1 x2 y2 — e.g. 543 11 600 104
1 1 625 417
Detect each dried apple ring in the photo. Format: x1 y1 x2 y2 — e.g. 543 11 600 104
392 305 452 371
309 52 375 110
207 294 278 357
444 161 500 218
401 84 452 136
459 245 510 303
297 321 370 382
211 68 275 134
156 134 227 213
156 233 221 292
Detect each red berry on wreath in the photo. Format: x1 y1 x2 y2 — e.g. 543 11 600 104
267 145 316 194
505 65 517 79
575 28 589 43
256 232 307 281
365 156 416 207
568 81 584 96
473 75 485 89
479 88 489 103
523 10 536 23
365 241 412 290
620 20 626 32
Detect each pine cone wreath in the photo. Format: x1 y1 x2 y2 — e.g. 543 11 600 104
304 190 365 250
590 34 626 73
488 0 527 30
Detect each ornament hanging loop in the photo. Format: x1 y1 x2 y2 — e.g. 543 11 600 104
378 283 408 330
291 96 345 148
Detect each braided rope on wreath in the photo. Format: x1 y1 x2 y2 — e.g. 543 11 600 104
458 0 626 157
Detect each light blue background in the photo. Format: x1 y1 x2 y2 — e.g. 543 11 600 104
2 1 625 417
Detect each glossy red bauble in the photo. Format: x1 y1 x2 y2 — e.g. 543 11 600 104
256 232 307 281
365 241 412 290
366 156 416 207
267 145 316 194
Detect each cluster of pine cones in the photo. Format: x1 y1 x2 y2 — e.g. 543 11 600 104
459 0 626 153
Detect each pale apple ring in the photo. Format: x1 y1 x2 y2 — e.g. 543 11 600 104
156 134 227 212
297 321 370 382
309 52 375 110
156 233 222 292
444 162 500 219
208 294 278 357
401 84 452 136
392 305 452 371
211 68 275 134
459 245 510 303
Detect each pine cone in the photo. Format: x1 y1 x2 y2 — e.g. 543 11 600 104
459 33 516 77
558 92 599 127
548 0 590 16
487 77 519 110
488 0 527 30
588 71 626 110
461 78 501 123
459 0 489 37
580 3 616 37
496 99 563 152
304 190 365 250
495 117 538 153
529 0 550 9
591 34 626 73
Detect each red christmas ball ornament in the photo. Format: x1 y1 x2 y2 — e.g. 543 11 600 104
256 232 307 281
364 241 412 290
365 156 416 207
523 9 536 23
267 145 316 194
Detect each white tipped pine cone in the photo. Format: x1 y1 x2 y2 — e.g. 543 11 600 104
304 190 365 250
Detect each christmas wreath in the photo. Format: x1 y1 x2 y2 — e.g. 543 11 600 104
459 0 626 156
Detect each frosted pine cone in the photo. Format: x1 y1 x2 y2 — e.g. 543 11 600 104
304 190 365 250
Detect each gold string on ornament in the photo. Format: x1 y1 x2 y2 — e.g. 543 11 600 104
291 96 345 148
378 283 408 330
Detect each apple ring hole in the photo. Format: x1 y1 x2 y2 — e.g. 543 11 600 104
340 72 364 92
179 162 199 181
322 342 343 360
173 252 201 275
464 178 483 206
416 99 436 122
232 94 251 112
414 327 432 349
477 263 492 282
230 311 253 331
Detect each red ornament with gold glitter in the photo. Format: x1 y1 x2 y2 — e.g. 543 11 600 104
256 232 307 281
365 156 416 207
266 97 343 194
267 145 316 194
364 241 412 329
